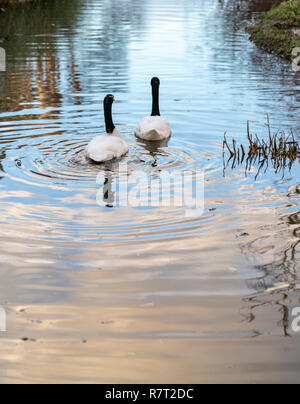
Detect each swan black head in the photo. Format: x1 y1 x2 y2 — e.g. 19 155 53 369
104 94 115 134
104 94 115 105
151 77 160 117
151 77 160 88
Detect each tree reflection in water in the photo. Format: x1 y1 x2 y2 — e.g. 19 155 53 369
0 150 5 180
0 0 146 114
239 200 300 337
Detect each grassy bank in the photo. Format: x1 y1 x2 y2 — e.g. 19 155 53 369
248 0 300 60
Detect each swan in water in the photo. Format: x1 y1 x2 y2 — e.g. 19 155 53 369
135 77 172 141
86 94 128 163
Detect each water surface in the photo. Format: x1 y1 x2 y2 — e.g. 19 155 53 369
0 0 299 383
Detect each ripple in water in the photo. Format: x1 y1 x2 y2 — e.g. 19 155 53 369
0 121 222 246
0 0 299 384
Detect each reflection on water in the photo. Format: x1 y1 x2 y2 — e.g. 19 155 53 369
0 0 299 383
240 198 300 338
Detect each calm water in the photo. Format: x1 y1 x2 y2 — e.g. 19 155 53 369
0 0 299 383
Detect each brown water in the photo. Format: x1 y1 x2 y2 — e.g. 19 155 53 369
0 0 299 383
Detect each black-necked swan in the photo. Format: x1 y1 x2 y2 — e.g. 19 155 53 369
135 77 172 141
86 94 129 163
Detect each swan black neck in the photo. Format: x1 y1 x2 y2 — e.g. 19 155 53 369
151 77 160 117
104 95 115 134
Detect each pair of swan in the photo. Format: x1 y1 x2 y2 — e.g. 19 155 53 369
86 77 172 163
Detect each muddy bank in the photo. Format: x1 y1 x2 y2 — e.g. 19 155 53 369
248 0 300 60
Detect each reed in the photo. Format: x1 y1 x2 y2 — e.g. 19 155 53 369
223 118 299 178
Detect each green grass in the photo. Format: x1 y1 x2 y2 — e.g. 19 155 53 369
248 0 300 60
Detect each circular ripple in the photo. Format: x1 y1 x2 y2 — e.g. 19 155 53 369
7 131 221 191
0 128 222 245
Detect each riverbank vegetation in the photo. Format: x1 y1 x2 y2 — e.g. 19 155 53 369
248 0 300 60
0 0 18 6
0 0 36 7
223 119 300 178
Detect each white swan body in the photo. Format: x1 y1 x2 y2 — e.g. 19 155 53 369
86 94 128 163
86 129 128 163
135 116 172 141
135 77 172 142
